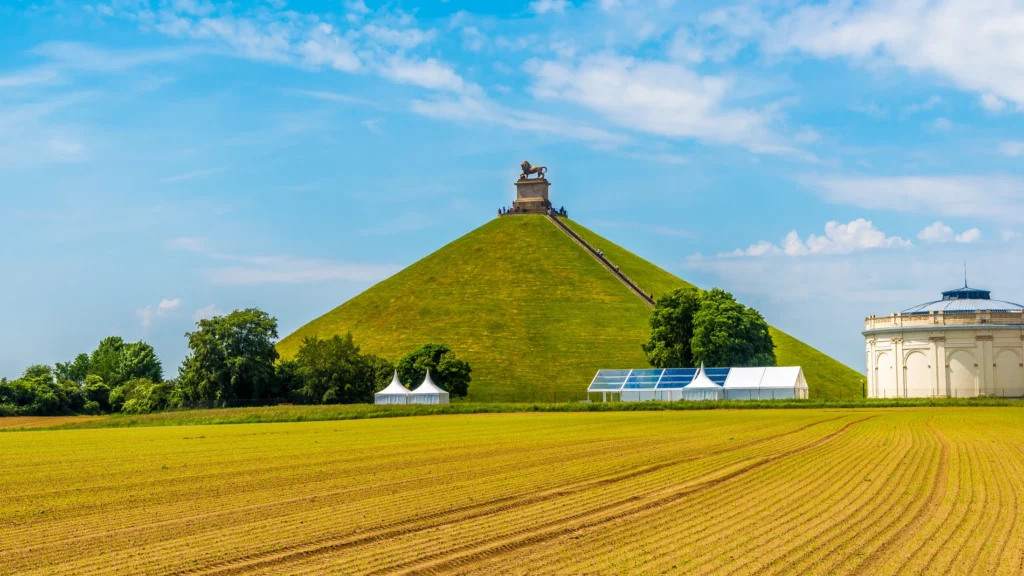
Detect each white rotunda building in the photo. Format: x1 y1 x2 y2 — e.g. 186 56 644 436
864 284 1024 398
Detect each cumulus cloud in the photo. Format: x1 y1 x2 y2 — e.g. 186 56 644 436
137 297 182 330
955 228 982 243
1000 230 1021 242
917 221 954 243
721 218 911 258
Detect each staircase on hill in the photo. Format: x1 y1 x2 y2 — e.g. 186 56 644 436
546 214 656 308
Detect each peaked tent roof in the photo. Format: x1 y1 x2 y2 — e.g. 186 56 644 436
760 367 808 389
376 371 410 396
410 370 448 395
684 364 721 389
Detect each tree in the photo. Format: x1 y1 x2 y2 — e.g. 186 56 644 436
112 378 173 414
294 334 368 404
396 344 471 398
690 289 776 367
89 337 126 386
177 308 279 405
116 341 163 384
83 374 111 412
364 355 395 394
55 353 90 384
643 287 775 368
642 287 704 368
273 359 301 400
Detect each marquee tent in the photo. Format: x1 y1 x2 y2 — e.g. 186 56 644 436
408 370 450 405
587 365 808 402
374 371 411 405
682 364 725 401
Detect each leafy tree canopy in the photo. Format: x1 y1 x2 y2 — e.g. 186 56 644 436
294 334 365 404
642 287 703 368
55 353 90 384
691 288 776 367
117 341 163 384
89 336 126 386
177 308 279 404
396 344 471 398
643 287 776 369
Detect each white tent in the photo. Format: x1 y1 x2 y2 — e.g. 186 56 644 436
723 366 808 400
682 364 724 401
408 370 450 405
374 371 410 405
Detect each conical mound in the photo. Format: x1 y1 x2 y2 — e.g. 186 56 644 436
278 215 864 400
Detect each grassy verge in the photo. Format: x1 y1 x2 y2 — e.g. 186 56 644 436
13 397 1020 431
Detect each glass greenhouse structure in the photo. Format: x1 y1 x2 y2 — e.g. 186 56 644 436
587 365 808 402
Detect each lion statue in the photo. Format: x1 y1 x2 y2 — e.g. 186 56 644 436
520 160 547 180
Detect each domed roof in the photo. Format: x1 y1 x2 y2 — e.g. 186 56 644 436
902 285 1024 314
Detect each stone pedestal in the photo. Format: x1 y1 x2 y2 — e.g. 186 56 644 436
513 178 551 214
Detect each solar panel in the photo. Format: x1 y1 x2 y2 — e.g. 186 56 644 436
588 369 631 391
657 368 696 389
622 369 663 389
702 368 731 386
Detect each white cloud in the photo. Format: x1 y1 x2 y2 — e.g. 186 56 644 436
902 95 941 116
917 221 954 243
380 56 466 93
525 55 809 157
158 298 182 313
955 228 981 243
730 0 1024 108
299 24 361 72
980 93 1005 112
800 174 1024 222
363 24 436 49
721 218 911 258
461 26 486 51
929 117 953 131
1001 230 1021 241
192 304 220 322
137 297 182 330
998 141 1024 157
918 222 982 244
410 94 627 146
530 0 570 14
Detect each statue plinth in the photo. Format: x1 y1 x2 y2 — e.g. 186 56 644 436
513 178 551 214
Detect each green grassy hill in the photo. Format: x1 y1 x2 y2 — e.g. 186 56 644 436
563 220 866 399
279 215 865 400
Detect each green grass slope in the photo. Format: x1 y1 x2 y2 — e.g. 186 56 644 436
563 220 866 398
279 216 654 401
280 215 865 400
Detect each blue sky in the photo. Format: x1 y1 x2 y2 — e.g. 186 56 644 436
3 0 1024 377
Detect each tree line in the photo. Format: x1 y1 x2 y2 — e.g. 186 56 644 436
1 308 471 417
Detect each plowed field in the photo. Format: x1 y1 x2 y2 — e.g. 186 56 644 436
2 408 1022 575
